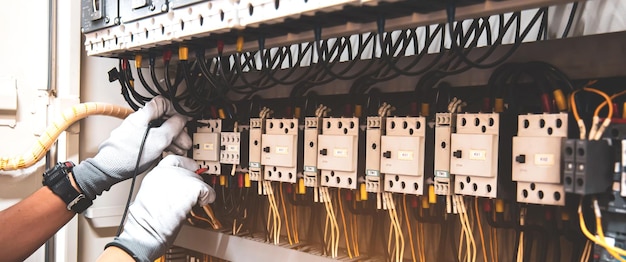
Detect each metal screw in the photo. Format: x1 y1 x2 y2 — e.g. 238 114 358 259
104 16 110 24
161 4 168 12
149 4 156 11
113 17 120 25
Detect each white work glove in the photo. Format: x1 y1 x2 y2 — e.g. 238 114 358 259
73 96 192 200
106 155 215 262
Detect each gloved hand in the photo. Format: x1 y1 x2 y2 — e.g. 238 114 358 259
106 155 215 262
73 96 192 200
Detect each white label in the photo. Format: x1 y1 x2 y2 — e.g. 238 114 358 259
469 150 486 160
203 143 214 151
249 162 260 168
333 148 348 158
226 145 239 152
435 170 449 178
367 170 380 176
398 151 414 160
534 154 554 166
304 166 316 172
275 146 289 155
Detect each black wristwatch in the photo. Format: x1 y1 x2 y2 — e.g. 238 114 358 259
42 161 93 213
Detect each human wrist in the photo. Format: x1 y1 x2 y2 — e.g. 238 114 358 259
67 171 83 193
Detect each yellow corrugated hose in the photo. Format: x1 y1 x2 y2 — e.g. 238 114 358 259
0 102 133 171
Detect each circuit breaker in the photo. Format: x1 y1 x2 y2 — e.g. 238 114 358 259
512 113 567 205
434 113 455 196
317 117 361 189
249 118 264 182
81 0 119 33
381 117 426 195
365 116 384 193
193 120 221 175
119 0 168 23
451 113 504 198
261 119 301 183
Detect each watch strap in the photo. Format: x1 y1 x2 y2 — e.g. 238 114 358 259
43 162 93 213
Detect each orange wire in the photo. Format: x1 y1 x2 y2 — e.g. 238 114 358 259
584 87 614 119
338 189 353 258
595 89 626 118
475 198 488 262
570 89 582 122
279 183 293 245
404 195 418 262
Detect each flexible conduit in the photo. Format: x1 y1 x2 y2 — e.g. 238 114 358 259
0 103 133 171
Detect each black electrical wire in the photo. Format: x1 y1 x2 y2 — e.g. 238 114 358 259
136 62 160 96
562 2 579 38
149 57 169 96
120 59 151 105
116 120 160 236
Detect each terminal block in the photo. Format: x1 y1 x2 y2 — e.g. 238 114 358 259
451 113 512 198
317 117 362 189
434 113 455 196
303 117 321 189
563 139 613 195
193 120 221 175
381 117 426 195
365 116 385 194
261 119 302 184
512 113 567 205
220 132 241 165
249 118 265 184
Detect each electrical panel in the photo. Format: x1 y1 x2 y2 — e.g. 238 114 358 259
119 0 168 23
193 120 222 175
81 0 119 33
434 113 455 196
365 116 384 194
381 117 426 195
249 118 264 183
451 113 504 198
317 117 361 189
512 113 567 206
261 119 301 183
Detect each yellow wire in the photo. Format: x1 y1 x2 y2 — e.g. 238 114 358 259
279 183 293 245
404 195 418 262
338 189 353 258
578 199 626 260
292 204 299 243
419 220 426 261
594 198 626 262
475 198 488 262
353 214 360 256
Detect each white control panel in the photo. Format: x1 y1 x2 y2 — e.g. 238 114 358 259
513 113 567 205
193 120 222 175
381 117 425 195
318 117 360 189
451 113 500 198
262 119 299 183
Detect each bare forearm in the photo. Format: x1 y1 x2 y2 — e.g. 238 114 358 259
0 186 75 261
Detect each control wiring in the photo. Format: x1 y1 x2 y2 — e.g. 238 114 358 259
578 197 626 262
569 81 614 140
0 102 133 171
